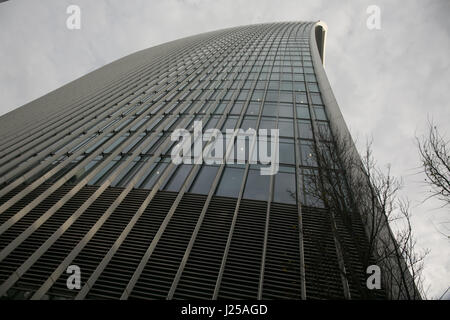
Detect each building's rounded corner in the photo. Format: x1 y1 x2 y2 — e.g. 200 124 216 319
313 21 327 66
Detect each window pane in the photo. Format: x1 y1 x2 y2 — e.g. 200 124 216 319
274 171 296 204
280 81 292 91
251 90 264 102
279 92 293 103
241 116 257 130
296 106 310 119
238 90 249 101
308 83 319 92
246 102 260 116
260 118 276 131
298 120 313 139
165 164 193 192
316 121 331 140
190 165 219 194
262 103 277 117
311 93 323 105
243 167 270 201
279 141 295 164
314 106 327 120
293 81 306 92
265 90 278 102
214 102 227 114
278 103 293 118
222 117 238 131
279 119 294 137
268 80 279 90
231 102 244 115
141 161 168 189
296 93 308 104
300 141 316 166
216 167 244 197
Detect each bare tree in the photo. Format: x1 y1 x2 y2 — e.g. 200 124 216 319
304 127 428 299
417 121 450 207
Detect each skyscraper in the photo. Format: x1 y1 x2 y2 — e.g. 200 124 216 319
0 21 416 300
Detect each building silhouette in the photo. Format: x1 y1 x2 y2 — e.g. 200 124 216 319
0 22 416 299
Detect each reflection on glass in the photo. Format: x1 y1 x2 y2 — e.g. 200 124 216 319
273 170 296 204
165 164 193 192
216 167 244 197
190 165 219 195
243 167 270 201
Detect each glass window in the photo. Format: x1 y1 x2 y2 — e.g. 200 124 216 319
256 81 266 90
273 167 296 204
281 73 292 81
243 80 253 89
246 102 260 116
111 157 141 187
241 116 258 131
300 141 316 166
243 166 270 201
308 83 319 92
237 90 249 101
230 102 243 115
278 119 294 137
251 90 264 102
280 81 292 91
270 73 280 81
313 106 327 120
140 160 168 189
311 93 323 105
159 163 177 190
190 165 219 194
296 106 310 119
104 135 127 153
259 118 276 131
296 93 308 104
265 90 278 102
214 102 227 114
293 73 304 81
278 103 293 118
298 120 313 139
302 169 325 208
165 164 193 192
136 161 157 187
293 81 306 92
279 139 295 164
316 121 331 140
122 133 145 153
204 116 220 131
279 92 293 103
216 166 245 197
88 159 117 185
268 80 279 90
222 116 238 131
262 103 277 117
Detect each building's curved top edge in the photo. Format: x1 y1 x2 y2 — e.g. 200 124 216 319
0 21 318 137
312 21 328 66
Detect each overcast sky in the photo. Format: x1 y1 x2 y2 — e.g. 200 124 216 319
0 0 448 299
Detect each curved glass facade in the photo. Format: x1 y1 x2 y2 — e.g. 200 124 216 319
0 22 396 300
